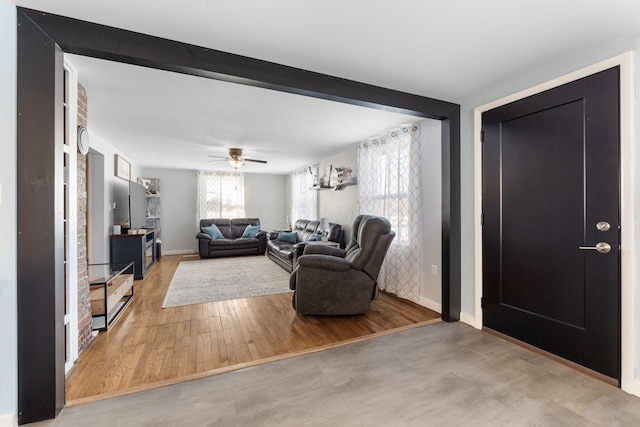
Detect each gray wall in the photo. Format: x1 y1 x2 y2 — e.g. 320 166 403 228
140 169 287 254
245 173 287 231
419 119 442 309
457 35 640 383
0 3 16 422
140 168 198 254
318 145 359 241
316 119 443 310
457 35 640 321
85 131 142 264
87 151 107 263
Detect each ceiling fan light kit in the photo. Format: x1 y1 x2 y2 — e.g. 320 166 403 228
228 158 244 169
208 148 267 170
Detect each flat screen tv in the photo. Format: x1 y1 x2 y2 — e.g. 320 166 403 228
113 180 130 226
129 181 148 230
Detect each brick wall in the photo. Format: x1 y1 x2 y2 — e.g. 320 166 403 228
77 83 92 353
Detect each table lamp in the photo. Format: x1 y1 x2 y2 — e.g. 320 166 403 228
320 217 330 241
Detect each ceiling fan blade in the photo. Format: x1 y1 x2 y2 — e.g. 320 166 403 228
207 155 228 159
244 158 267 164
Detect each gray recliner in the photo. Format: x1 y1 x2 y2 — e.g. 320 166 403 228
289 215 396 315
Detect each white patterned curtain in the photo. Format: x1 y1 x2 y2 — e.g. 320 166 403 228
290 164 319 222
358 126 422 302
196 171 245 224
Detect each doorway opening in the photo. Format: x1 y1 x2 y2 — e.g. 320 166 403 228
16 7 461 423
473 52 635 392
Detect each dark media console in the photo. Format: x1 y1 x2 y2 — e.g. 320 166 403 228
111 229 158 280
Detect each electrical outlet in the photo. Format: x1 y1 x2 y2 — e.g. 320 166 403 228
431 265 438 276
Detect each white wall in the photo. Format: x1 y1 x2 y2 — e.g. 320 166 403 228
0 3 16 425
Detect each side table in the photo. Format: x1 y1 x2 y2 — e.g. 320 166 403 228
88 262 135 331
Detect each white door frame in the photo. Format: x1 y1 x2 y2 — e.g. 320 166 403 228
473 52 637 395
63 56 79 373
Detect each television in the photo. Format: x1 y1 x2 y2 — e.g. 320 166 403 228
113 180 148 231
113 181 130 227
128 181 148 230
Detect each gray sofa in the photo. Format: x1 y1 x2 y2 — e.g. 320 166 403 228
197 218 267 258
289 215 395 315
266 219 345 272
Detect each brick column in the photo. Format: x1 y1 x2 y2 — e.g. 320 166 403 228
77 83 92 353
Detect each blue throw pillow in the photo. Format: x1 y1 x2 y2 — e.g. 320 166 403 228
202 223 224 239
307 235 321 241
242 224 261 238
277 231 298 244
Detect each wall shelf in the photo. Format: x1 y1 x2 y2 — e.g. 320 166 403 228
142 177 161 238
310 181 357 191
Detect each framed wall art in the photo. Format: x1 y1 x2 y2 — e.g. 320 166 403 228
115 154 131 181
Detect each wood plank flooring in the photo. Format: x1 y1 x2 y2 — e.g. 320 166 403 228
65 254 440 405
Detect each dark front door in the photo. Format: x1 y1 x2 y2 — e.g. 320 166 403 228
482 67 620 381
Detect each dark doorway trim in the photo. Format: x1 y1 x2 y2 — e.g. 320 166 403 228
16 7 461 423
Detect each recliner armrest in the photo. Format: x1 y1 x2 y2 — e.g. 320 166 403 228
197 232 211 240
297 254 352 271
303 245 345 257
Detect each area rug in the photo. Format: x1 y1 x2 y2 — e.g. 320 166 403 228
162 256 291 308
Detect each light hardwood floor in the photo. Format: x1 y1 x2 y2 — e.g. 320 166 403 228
66 254 440 405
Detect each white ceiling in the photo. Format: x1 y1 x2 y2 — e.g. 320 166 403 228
10 0 640 173
66 54 423 174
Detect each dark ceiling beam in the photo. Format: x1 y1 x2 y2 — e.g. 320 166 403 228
20 8 457 120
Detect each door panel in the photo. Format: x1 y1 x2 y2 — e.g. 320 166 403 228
482 67 620 380
501 100 585 327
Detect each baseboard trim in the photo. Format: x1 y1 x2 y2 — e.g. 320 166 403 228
164 249 197 255
459 312 479 329
417 297 441 313
0 413 16 427
484 327 619 387
622 377 640 398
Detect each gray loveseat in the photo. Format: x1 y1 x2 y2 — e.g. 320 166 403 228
197 218 267 258
266 219 345 272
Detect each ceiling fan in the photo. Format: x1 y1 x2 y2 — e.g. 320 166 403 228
207 148 268 169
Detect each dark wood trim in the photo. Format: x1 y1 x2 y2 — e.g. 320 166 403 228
16 6 462 422
16 11 66 424
441 113 461 322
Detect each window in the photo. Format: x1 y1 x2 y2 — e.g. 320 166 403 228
359 135 419 244
197 171 245 221
358 126 422 301
290 164 318 222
